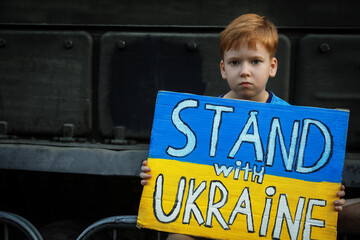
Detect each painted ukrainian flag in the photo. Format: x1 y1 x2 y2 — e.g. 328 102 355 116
137 91 349 240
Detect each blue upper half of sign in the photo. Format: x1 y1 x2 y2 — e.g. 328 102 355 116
149 91 350 183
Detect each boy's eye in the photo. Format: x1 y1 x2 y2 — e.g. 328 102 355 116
229 61 239 65
251 59 261 64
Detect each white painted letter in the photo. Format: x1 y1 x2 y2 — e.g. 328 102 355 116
259 186 276 237
183 178 206 225
272 194 305 240
228 111 263 161
205 181 229 230
296 119 332 173
303 199 326 240
252 164 265 184
153 174 186 223
205 104 234 157
265 118 300 171
213 163 234 178
228 187 254 232
166 99 199 157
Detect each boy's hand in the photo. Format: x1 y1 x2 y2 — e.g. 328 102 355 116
140 160 151 186
334 185 346 211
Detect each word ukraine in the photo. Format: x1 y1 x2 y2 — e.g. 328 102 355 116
137 91 349 240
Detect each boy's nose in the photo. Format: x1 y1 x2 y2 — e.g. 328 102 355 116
240 63 251 77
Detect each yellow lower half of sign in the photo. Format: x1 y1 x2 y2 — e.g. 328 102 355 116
137 158 340 240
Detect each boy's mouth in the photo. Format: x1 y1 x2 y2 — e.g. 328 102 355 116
240 81 252 87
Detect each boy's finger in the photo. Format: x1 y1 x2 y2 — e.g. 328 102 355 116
334 206 343 212
141 165 151 172
337 190 346 197
139 172 151 179
140 180 148 186
335 198 346 206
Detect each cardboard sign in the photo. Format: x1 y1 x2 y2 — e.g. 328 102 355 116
137 91 349 240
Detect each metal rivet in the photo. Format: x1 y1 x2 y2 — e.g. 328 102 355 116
319 43 330 53
0 39 5 48
187 42 197 50
117 40 126 49
64 40 73 49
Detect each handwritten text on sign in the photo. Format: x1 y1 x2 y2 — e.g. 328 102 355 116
137 91 349 240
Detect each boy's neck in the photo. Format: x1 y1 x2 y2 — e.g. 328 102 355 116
223 90 269 103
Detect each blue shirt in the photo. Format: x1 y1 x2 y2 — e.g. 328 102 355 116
266 91 290 105
219 91 289 106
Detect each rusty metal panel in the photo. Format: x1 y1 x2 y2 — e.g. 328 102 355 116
295 34 360 150
0 31 93 136
98 32 290 139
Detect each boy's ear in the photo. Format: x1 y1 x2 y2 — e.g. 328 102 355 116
269 57 278 78
220 60 227 80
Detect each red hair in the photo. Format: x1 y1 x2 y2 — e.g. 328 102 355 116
220 14 278 58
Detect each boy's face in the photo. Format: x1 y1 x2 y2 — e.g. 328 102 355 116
220 42 277 102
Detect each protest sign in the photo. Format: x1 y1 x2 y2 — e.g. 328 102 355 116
137 91 349 240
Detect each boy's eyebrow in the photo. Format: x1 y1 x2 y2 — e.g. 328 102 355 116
226 54 265 61
249 55 265 60
233 54 265 59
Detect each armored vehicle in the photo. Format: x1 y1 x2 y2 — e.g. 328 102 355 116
1 0 359 239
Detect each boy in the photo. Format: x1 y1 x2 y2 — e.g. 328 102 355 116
140 13 345 240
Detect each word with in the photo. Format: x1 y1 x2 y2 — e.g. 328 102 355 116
153 174 326 240
213 161 265 184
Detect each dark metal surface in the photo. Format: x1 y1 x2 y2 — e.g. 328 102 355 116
0 30 92 136
1 0 360 28
98 32 215 138
76 215 138 240
343 154 360 188
0 211 43 240
76 215 162 240
0 139 149 151
295 34 360 150
0 144 147 176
